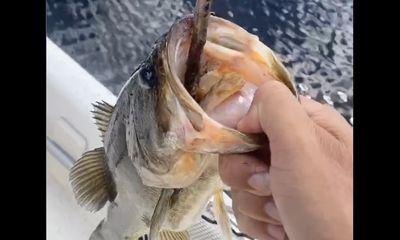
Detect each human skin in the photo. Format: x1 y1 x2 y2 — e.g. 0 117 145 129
219 80 353 240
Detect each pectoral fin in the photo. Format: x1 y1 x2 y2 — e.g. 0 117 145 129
159 230 190 240
69 147 117 212
213 190 232 240
149 189 177 240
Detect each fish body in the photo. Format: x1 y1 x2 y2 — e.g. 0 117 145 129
69 13 297 240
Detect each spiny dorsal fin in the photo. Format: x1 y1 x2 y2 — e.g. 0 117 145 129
91 101 114 141
159 230 190 240
69 147 117 212
213 190 232 240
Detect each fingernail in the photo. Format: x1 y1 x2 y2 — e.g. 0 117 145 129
264 201 281 222
247 172 271 195
266 225 285 240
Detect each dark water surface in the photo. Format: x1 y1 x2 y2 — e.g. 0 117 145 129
47 0 353 123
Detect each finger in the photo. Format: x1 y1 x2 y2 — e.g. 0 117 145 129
219 153 271 196
300 96 353 146
266 224 286 240
233 190 281 224
232 198 283 240
264 200 282 223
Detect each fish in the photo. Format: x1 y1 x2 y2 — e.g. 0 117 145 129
69 1 298 240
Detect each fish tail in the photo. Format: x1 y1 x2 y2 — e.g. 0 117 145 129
89 219 128 240
89 220 107 240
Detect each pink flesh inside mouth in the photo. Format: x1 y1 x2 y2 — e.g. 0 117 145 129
170 16 285 131
173 41 258 129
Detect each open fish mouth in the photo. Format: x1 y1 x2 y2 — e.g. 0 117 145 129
161 14 297 153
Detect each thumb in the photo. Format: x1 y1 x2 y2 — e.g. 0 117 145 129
237 80 315 151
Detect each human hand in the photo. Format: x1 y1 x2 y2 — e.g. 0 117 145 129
219 80 353 240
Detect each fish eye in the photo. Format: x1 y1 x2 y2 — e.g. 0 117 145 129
139 61 157 88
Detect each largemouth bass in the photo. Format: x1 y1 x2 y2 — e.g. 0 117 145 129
69 1 297 239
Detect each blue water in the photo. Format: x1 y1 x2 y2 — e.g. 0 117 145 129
47 0 353 123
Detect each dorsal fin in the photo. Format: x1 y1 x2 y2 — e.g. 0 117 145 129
69 147 117 212
91 101 114 141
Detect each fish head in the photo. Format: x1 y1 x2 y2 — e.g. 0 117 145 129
128 15 297 188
